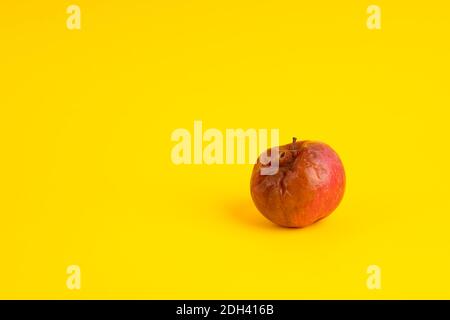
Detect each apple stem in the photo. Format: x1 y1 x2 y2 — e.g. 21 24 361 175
293 137 297 144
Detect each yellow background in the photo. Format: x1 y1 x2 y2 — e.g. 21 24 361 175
1 1 449 299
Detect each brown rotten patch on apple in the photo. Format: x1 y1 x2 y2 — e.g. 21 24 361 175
250 137 345 228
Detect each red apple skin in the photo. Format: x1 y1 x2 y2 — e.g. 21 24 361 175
250 140 345 228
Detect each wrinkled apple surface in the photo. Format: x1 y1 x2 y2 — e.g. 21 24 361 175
250 139 345 228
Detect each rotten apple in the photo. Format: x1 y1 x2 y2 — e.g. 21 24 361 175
250 138 345 228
